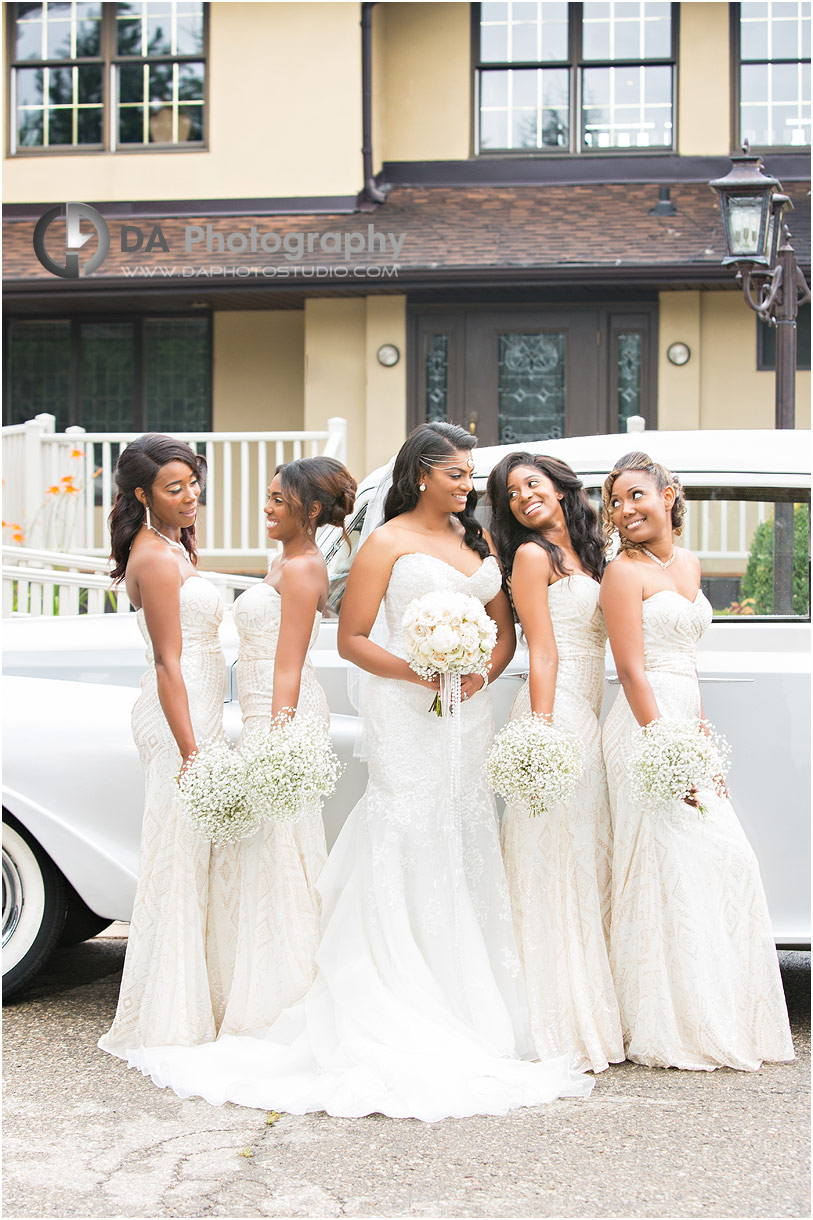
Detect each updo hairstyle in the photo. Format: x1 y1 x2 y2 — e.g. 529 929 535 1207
601 450 686 553
276 457 357 542
487 452 605 584
109 433 206 580
384 422 489 560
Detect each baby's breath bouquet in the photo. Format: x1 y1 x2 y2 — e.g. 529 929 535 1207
484 714 586 816
627 717 731 821
241 714 343 823
402 590 497 714
176 738 258 844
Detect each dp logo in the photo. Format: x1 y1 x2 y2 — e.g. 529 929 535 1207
33 202 110 279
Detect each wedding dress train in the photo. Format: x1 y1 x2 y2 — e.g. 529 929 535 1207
128 553 594 1119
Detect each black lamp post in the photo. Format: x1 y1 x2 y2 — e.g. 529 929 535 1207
709 150 811 613
709 150 810 429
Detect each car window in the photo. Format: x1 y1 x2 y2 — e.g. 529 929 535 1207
683 488 810 619
323 504 367 616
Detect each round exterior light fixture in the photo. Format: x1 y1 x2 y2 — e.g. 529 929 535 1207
667 342 691 366
376 343 400 367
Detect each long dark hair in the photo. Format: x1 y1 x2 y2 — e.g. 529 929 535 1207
276 456 357 544
384 422 489 560
601 450 686 554
487 452 605 585
109 434 207 581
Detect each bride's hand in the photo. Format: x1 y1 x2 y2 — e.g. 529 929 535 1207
460 673 486 701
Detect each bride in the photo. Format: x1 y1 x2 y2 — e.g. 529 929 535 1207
127 423 593 1120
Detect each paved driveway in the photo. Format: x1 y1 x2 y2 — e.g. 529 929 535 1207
2 937 809 1218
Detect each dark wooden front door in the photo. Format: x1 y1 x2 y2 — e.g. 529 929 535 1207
410 304 656 442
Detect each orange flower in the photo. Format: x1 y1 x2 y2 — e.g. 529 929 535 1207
13 531 24 543
61 474 75 486
47 485 60 495
70 448 84 459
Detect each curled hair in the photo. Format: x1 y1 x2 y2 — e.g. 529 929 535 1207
384 422 489 560
487 453 605 590
109 434 206 580
601 450 685 553
276 457 357 545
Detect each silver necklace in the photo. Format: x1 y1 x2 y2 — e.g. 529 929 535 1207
640 544 676 570
147 523 193 564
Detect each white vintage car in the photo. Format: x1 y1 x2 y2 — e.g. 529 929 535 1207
3 429 810 996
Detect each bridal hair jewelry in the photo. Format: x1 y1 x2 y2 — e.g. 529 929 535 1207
640 545 676 570
420 454 476 471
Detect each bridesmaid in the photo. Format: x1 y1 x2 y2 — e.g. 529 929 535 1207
215 457 357 1037
99 435 226 1058
487 454 624 1073
600 450 794 1070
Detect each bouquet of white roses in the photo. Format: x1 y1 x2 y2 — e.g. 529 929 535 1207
627 717 731 821
402 590 497 714
241 714 343 823
176 738 258 844
484 713 586 816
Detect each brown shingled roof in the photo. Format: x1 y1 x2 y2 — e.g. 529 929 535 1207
3 182 809 287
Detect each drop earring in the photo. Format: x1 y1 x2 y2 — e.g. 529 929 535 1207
145 504 153 530
419 482 426 492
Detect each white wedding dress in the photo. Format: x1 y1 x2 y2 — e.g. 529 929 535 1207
501 575 624 1073
127 553 594 1119
210 582 328 1037
602 588 794 1071
99 577 227 1057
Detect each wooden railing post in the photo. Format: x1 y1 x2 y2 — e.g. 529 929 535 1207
22 414 55 548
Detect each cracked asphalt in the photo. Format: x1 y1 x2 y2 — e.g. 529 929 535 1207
2 935 809 1219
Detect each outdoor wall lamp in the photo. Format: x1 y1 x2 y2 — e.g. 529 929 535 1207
376 344 400 367
666 342 691 366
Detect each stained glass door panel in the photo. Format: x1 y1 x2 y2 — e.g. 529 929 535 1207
465 312 601 444
497 332 566 443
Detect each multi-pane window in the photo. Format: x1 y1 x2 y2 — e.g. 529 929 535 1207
4 316 211 432
737 0 811 148
475 1 675 153
9 1 206 152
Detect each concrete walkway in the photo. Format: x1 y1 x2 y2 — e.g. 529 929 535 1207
2 938 809 1218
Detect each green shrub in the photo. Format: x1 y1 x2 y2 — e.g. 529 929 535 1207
741 504 810 615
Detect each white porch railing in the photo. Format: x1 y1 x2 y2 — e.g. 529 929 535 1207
2 545 260 617
2 414 348 557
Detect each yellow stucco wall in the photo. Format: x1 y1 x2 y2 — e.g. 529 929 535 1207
372 2 471 167
3 3 363 203
658 290 811 430
301 295 408 482
212 311 304 432
364 295 408 472
304 298 368 483
678 3 731 157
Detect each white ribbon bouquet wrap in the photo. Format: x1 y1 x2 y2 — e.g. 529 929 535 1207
402 590 498 834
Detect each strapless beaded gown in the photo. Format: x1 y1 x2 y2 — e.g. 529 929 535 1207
126 553 593 1119
99 577 227 1058
213 582 328 1037
602 588 794 1071
501 575 623 1073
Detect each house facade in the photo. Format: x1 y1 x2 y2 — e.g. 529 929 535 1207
3 1 810 483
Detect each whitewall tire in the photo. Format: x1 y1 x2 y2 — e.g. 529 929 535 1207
2 814 67 998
